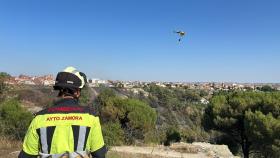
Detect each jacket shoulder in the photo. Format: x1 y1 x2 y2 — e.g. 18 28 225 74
35 105 97 116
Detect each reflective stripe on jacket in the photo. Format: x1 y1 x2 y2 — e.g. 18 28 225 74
19 98 106 158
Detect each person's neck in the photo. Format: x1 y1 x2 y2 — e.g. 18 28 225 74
62 96 75 99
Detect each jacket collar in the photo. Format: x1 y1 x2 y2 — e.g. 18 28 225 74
54 98 79 106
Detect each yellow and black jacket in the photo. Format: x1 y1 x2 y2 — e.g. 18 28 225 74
18 98 107 158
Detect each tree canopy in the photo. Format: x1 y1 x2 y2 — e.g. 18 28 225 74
0 99 33 140
205 91 280 158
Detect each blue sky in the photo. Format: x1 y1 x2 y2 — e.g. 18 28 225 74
0 0 279 82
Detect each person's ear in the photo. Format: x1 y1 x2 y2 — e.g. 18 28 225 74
75 89 81 98
78 89 81 97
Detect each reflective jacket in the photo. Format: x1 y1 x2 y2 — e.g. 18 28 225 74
18 98 107 158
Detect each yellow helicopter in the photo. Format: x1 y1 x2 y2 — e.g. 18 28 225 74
174 30 186 42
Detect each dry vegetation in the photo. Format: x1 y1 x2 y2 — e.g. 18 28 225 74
107 143 237 158
0 137 21 158
107 151 164 158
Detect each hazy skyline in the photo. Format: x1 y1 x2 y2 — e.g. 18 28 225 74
0 0 279 83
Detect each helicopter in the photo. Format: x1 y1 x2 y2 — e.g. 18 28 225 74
174 30 186 42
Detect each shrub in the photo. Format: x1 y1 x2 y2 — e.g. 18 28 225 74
144 129 164 144
180 129 197 143
0 72 10 101
102 122 124 146
0 99 33 140
164 127 181 146
97 88 157 144
106 98 157 144
80 85 91 105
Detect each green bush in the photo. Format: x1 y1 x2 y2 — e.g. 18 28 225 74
96 88 116 107
0 99 33 140
125 99 157 131
180 129 197 143
0 72 10 100
102 98 157 144
102 122 124 146
257 85 277 92
79 85 91 105
144 129 164 144
96 88 157 144
164 127 181 146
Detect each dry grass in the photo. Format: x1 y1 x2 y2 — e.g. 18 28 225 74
0 138 161 158
0 137 22 158
107 151 165 158
0 140 236 158
170 143 199 154
0 137 22 150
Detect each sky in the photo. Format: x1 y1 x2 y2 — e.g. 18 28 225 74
0 0 279 83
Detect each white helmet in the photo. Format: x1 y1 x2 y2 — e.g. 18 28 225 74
53 66 87 90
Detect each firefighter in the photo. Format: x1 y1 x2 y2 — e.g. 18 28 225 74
18 66 107 158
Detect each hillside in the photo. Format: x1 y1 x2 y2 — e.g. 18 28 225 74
3 84 280 157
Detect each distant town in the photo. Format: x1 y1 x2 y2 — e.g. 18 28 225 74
5 74 280 91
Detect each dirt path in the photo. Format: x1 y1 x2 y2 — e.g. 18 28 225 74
109 143 239 158
110 146 208 158
3 142 238 158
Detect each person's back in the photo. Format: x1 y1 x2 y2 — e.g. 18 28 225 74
18 67 107 158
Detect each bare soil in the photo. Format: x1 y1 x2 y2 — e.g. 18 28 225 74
2 142 239 158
